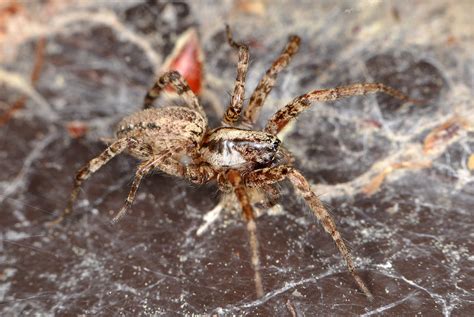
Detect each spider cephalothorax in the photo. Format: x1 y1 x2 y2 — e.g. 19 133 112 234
201 127 281 170
51 25 422 300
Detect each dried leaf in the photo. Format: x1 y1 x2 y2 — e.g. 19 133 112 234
362 169 388 196
235 0 266 16
468 154 474 171
0 0 24 38
423 116 467 154
363 161 432 196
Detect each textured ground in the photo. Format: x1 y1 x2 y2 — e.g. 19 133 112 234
0 0 473 316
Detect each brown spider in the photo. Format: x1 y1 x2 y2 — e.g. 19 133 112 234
51 26 422 300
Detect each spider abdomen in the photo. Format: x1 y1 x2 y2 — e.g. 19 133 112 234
116 106 206 159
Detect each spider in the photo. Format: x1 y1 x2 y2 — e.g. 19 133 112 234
51 25 422 300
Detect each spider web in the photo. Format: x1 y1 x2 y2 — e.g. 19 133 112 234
0 0 473 315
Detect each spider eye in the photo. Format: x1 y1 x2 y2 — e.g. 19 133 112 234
273 139 281 149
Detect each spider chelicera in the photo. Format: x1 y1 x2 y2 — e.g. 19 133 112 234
51 25 422 299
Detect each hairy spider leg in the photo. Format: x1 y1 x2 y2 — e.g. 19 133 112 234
222 25 250 126
242 35 301 126
110 143 217 224
243 165 374 300
227 170 264 298
159 159 216 186
287 169 373 300
48 137 135 226
143 70 205 118
265 83 423 135
111 158 158 224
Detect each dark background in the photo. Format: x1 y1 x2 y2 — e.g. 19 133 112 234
1 0 473 315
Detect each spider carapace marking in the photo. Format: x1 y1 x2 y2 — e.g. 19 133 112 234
51 25 424 300
201 127 281 170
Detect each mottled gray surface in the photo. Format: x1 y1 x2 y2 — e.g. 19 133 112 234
1 0 473 316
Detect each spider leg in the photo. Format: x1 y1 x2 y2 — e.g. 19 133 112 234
226 170 264 298
243 165 373 300
111 158 157 224
242 35 301 126
93 148 215 224
265 83 423 135
153 155 216 185
222 25 250 126
143 70 205 118
258 184 280 209
48 137 135 226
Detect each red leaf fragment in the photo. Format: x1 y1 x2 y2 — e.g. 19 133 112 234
161 28 203 95
66 121 88 139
